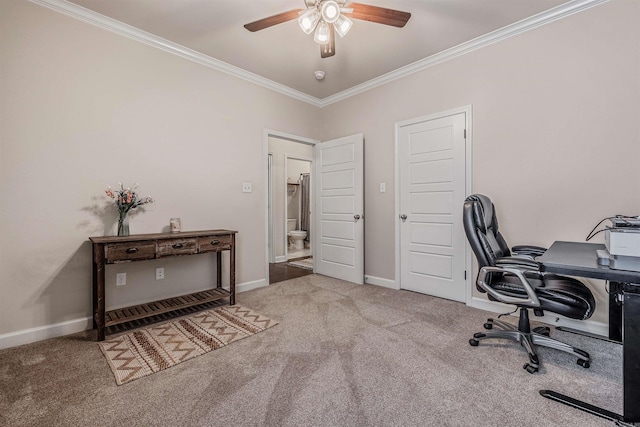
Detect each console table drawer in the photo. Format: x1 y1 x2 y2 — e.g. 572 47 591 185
157 238 197 257
105 241 156 263
198 235 232 252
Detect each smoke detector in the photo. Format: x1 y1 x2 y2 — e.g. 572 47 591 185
314 70 325 81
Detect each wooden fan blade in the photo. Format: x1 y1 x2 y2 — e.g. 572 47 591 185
244 9 303 32
347 3 411 28
320 24 335 58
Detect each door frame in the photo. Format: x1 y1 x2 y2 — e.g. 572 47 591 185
394 105 474 304
263 129 319 285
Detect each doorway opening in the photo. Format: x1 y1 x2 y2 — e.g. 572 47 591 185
265 131 318 285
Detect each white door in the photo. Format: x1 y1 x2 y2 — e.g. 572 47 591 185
397 111 467 302
314 134 364 284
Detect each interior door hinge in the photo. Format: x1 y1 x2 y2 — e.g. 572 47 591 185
464 129 467 139
464 270 467 280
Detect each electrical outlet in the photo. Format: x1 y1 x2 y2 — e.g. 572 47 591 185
116 273 126 287
242 182 252 193
156 267 164 280
379 182 386 193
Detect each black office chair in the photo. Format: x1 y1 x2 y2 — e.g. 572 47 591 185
463 194 595 373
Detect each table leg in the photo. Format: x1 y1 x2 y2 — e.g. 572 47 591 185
539 390 625 423
216 252 222 288
623 288 640 422
541 285 640 424
610 281 623 342
230 234 236 306
93 244 106 341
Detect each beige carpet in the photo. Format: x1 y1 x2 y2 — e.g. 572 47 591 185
99 305 277 385
0 275 621 426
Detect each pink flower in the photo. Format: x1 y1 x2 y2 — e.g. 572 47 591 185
104 183 153 216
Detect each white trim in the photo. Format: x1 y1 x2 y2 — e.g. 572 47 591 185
318 0 609 107
394 105 473 303
0 317 92 350
234 278 268 294
29 0 318 105
364 275 398 290
31 0 608 108
267 153 275 264
274 255 287 264
468 296 609 338
0 278 268 350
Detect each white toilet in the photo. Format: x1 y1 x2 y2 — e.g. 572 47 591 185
287 219 307 250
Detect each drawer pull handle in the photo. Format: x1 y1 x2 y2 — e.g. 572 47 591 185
172 243 184 249
126 248 139 254
210 240 220 245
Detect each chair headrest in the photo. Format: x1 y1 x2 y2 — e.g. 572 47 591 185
466 194 495 234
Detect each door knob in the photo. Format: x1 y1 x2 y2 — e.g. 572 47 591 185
400 214 407 220
354 214 361 221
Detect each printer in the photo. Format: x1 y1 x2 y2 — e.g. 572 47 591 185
598 217 640 272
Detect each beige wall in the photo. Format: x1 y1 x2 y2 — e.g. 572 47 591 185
1 0 639 343
321 0 640 324
0 0 320 337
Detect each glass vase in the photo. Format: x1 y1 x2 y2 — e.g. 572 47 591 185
117 214 130 237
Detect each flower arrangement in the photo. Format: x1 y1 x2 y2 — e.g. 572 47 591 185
105 183 153 236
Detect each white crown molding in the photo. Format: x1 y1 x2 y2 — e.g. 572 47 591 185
29 0 322 106
318 0 609 107
30 0 608 109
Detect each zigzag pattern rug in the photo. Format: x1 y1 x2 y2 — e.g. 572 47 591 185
99 305 278 385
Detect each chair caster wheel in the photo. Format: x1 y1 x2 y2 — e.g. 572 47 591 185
469 339 479 346
483 322 493 330
523 363 538 374
577 359 590 368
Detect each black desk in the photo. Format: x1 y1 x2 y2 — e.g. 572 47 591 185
537 241 640 424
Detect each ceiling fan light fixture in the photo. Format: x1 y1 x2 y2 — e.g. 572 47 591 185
334 14 353 37
313 20 331 44
298 8 320 34
320 1 341 23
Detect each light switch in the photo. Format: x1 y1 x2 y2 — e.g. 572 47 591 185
380 182 386 193
242 182 252 193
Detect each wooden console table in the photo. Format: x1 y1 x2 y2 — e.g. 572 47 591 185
89 229 236 341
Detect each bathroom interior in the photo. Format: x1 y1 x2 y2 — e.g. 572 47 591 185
267 136 314 281
286 158 311 262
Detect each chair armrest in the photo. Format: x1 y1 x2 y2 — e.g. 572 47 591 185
495 256 540 271
477 266 542 308
512 245 547 258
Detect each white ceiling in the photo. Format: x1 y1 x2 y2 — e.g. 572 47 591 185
63 0 573 101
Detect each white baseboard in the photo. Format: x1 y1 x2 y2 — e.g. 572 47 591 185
0 316 93 350
364 275 398 290
0 278 269 350
275 255 286 263
468 296 609 337
226 278 268 294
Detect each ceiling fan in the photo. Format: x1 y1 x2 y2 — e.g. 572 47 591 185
244 1 411 58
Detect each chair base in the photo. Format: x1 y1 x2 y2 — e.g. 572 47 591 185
469 308 590 373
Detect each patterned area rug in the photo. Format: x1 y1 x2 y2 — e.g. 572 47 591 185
99 305 278 385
